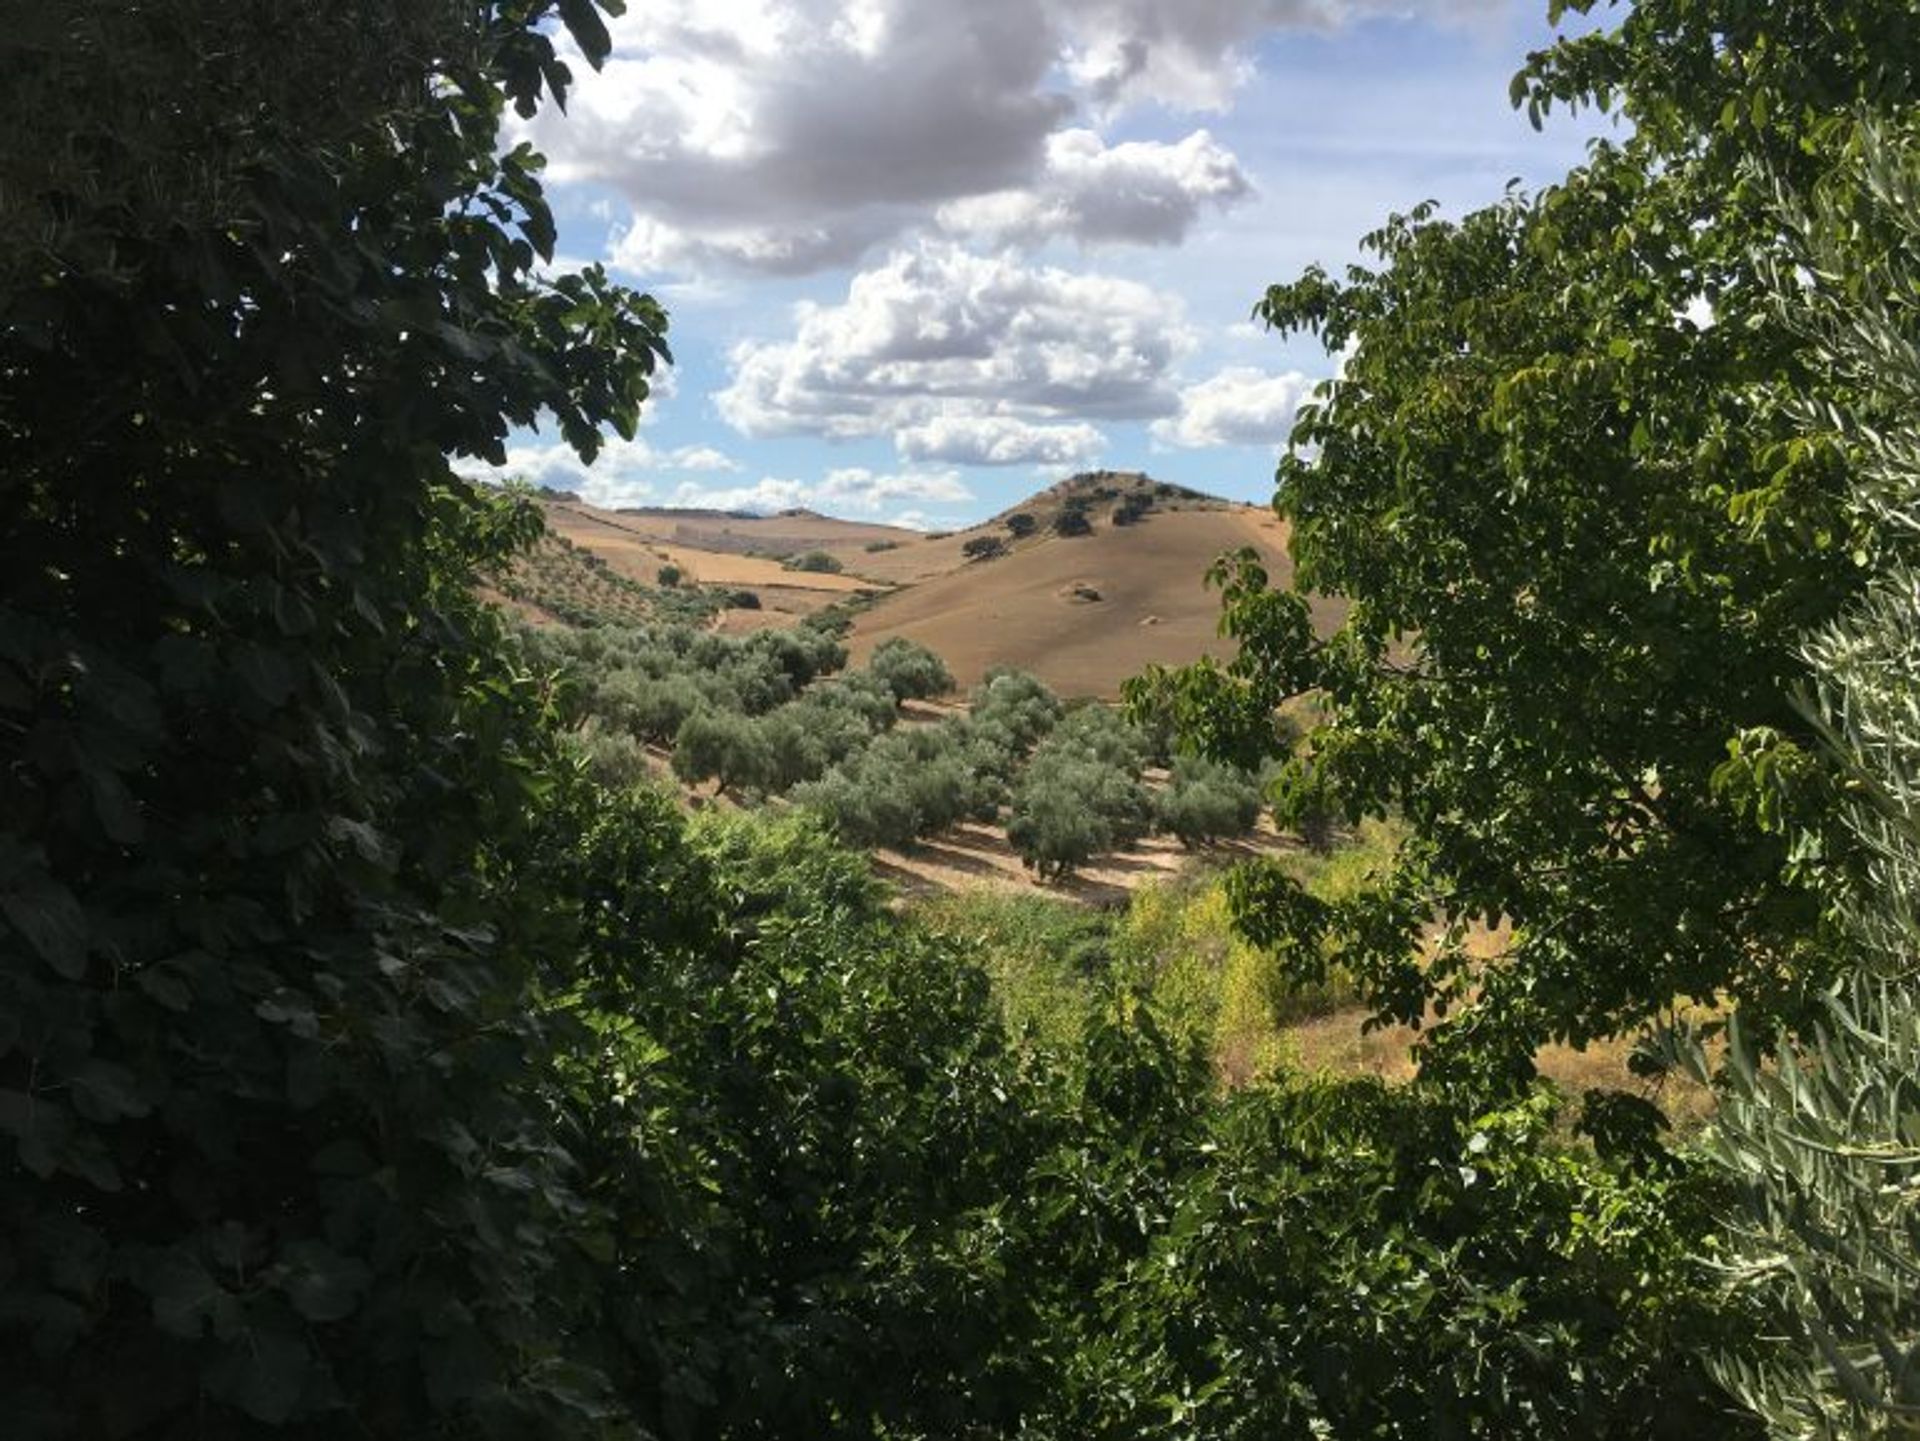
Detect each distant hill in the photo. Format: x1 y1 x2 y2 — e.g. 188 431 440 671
527 472 1341 695
847 494 1341 699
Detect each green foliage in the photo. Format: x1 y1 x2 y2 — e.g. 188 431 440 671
782 548 843 573
1009 757 1151 882
1665 114 1920 1438
0 1 668 1433
910 892 1114 1053
657 562 682 587
593 669 707 746
969 667 1064 754
1111 877 1290 1081
1026 1079 1760 1440
996 704 1154 880
868 635 955 702
962 533 1009 561
572 723 658 790
1005 512 1039 539
1053 702 1153 773
1154 1 1920 1083
559 798 1062 1439
793 726 974 849
671 707 774 794
1052 503 1093 537
1154 755 1263 848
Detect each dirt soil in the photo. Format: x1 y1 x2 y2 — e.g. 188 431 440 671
536 476 1347 699
847 508 1344 697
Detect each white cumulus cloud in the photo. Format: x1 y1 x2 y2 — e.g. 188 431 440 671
716 243 1188 458
938 128 1251 248
1056 0 1504 110
462 433 744 510
668 466 973 518
523 0 1495 276
1151 365 1318 448
896 413 1106 466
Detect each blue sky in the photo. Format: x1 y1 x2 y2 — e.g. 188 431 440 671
489 0 1611 527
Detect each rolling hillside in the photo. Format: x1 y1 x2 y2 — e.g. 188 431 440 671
846 504 1316 696
533 471 1342 697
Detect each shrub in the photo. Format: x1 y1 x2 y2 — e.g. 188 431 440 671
746 625 848 688
1008 748 1151 880
793 767 919 849
1155 756 1263 848
671 708 774 794
869 636 954 702
1005 512 1038 539
783 549 843 573
795 727 972 847
1052 505 1092 537
962 534 1008 562
572 724 656 790
1051 703 1151 773
809 670 902 732
969 668 1062 753
729 588 762 609
864 539 900 552
753 707 835 792
657 562 682 587
603 673 706 746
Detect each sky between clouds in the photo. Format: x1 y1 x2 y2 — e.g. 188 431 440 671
489 0 1610 527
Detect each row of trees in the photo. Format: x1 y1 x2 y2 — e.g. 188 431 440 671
531 616 1272 877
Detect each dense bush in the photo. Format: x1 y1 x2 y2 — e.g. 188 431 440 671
1052 504 1092 537
1156 755 1263 847
962 534 1008 562
1009 755 1151 881
573 723 656 790
794 726 973 848
595 670 707 745
1005 512 1038 539
783 549 843 573
0 1 670 1432
672 708 774 794
1051 702 1151 772
868 635 955 702
970 668 1063 753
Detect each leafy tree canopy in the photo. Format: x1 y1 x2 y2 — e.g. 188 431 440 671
0 1 666 1431
1140 0 1919 1086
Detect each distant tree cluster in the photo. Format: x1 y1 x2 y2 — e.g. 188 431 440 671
538 622 1265 878
1052 497 1093 536
782 548 844 573
497 531 718 626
